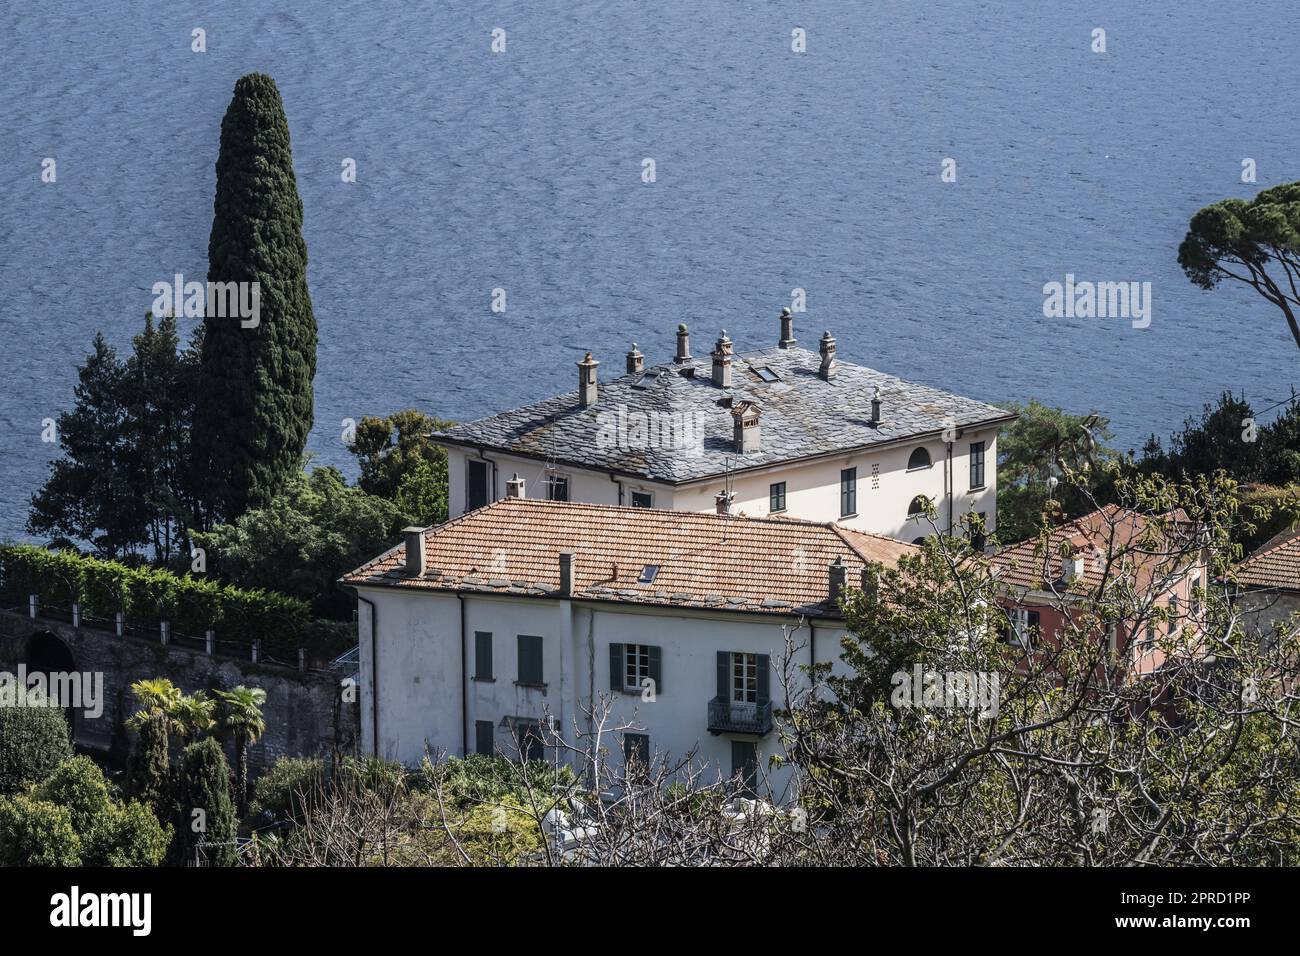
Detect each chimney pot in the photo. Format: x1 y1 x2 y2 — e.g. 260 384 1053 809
626 342 644 375
778 307 797 349
870 386 882 425
559 552 575 596
675 323 692 364
403 527 427 578
711 330 733 388
715 489 734 515
829 556 847 604
506 474 525 499
732 401 761 454
819 330 837 380
578 351 600 407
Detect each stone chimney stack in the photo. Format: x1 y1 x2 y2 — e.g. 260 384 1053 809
870 386 882 425
778 307 796 349
732 401 760 454
626 343 644 375
711 331 733 388
675 323 692 364
578 351 599 407
818 330 837 380
506 474 525 498
715 489 735 515
829 556 847 604
559 552 575 596
403 527 426 578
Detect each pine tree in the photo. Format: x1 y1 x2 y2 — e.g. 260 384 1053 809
28 334 145 558
192 72 317 525
175 737 238 866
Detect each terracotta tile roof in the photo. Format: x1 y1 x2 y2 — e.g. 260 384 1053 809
1238 530 1300 592
433 345 1014 484
341 498 918 618
990 505 1196 598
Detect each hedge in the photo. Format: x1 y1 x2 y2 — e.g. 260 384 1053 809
0 545 351 659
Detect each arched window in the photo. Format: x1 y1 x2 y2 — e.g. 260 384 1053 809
911 536 927 546
907 495 929 518
907 446 932 470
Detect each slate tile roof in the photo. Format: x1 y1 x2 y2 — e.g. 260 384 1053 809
433 344 1014 484
1237 529 1300 592
341 497 917 618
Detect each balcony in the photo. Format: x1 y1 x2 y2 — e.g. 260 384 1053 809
708 697 773 736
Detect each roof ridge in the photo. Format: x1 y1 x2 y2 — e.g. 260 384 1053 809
1242 526 1300 565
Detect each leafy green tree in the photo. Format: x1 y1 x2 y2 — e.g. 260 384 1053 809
351 410 453 515
126 677 182 732
125 712 170 815
218 685 267 814
996 399 1116 542
0 685 74 795
27 334 144 558
175 737 238 866
1257 396 1300 486
1138 391 1259 481
193 466 402 616
120 313 201 564
1179 181 1300 349
31 755 171 866
192 72 317 525
0 794 81 866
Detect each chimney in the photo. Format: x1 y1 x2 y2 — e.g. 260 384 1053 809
675 323 691 363
626 343 644 375
818 330 837 380
732 401 760 454
506 474 525 498
778 307 796 349
715 489 734 515
829 557 847 604
861 564 879 600
403 527 426 578
870 386 882 425
711 331 733 388
559 552 575 596
578 351 599 407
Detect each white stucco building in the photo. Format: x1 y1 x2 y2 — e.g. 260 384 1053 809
341 496 915 799
434 309 1014 544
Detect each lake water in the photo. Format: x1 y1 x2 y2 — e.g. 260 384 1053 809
2 0 1297 542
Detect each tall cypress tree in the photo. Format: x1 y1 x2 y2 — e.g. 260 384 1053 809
192 72 316 525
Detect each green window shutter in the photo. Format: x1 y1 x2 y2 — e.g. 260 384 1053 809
475 631 492 679
475 720 494 756
609 642 624 691
716 651 729 700
648 645 662 696
756 654 770 703
518 635 543 684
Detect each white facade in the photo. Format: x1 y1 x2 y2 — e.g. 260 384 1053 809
445 426 999 542
355 584 849 800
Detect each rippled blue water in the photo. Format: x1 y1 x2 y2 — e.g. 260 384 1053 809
2 1 1297 541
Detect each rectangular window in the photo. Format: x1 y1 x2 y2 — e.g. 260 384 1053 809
517 634 544 686
545 475 569 502
467 459 490 511
610 643 663 695
731 740 758 795
624 643 650 691
631 491 653 508
840 468 857 517
623 732 650 770
1002 608 1039 649
1168 595 1179 636
769 482 786 513
513 719 544 763
732 652 758 704
475 720 495 757
970 512 987 552
969 441 986 490
474 631 493 680
1190 574 1202 620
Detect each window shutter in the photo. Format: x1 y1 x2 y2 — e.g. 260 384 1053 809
756 654 770 703
716 651 729 700
475 631 492 679
648 645 662 696
609 643 624 691
475 720 494 756
518 635 543 684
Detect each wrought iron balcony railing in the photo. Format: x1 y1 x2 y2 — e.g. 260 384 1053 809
707 696 773 736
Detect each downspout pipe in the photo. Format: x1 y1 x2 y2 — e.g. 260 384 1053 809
608 471 625 506
457 593 469 757
946 441 954 536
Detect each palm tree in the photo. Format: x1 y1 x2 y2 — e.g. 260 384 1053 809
126 678 182 732
172 691 217 746
217 686 267 813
